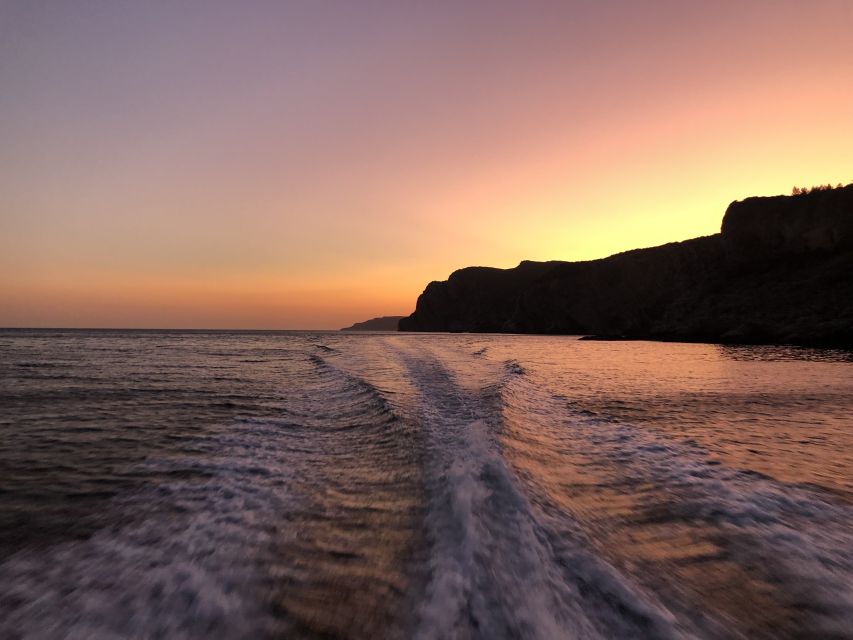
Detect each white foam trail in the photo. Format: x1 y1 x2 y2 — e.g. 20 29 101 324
390 344 683 640
0 424 297 639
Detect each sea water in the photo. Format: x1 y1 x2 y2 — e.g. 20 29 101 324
1 329 851 639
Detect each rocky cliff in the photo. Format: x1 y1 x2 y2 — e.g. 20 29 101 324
399 185 853 348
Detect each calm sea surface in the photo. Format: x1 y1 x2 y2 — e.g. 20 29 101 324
1 330 851 639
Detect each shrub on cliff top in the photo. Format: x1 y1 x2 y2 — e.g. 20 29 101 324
792 182 851 196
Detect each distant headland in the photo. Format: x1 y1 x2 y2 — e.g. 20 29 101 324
340 316 403 331
399 184 853 348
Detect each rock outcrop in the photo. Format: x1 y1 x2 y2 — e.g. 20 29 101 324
341 316 403 331
399 185 853 348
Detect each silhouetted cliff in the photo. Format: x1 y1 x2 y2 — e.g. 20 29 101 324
399 185 853 348
341 316 403 331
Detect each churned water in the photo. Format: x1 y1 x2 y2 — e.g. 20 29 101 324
1 329 851 639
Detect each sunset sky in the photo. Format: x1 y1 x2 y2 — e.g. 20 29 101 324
2 1 852 329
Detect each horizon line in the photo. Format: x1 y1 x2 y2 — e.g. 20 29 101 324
0 326 366 333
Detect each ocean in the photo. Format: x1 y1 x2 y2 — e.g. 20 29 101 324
1 329 851 639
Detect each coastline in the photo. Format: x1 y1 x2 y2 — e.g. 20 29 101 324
400 185 853 349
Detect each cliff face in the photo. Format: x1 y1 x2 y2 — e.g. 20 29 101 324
399 186 853 347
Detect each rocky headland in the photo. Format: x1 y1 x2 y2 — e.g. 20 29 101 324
341 316 403 331
399 185 853 348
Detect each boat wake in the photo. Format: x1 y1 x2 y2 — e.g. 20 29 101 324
2 332 851 639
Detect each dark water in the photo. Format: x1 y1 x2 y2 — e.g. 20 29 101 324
1 330 852 639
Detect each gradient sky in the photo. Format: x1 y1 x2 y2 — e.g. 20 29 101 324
2 1 852 329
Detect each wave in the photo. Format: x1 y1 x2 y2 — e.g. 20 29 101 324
504 359 526 375
0 344 423 639
0 419 298 638
495 368 853 638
